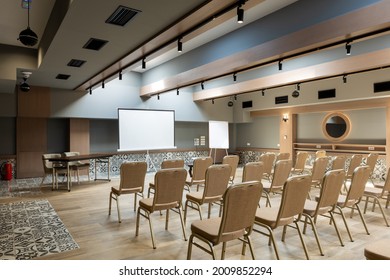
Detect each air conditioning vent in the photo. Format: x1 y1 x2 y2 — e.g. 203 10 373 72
373 81 390 93
318 89 336 99
275 95 288 104
242 100 253 108
56 74 71 80
106 5 140 26
67 59 86 68
83 38 108 51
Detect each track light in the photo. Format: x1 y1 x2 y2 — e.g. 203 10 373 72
262 89 265 96
119 70 122 80
89 88 92 95
102 80 105 89
177 88 180 95
142 58 146 69
237 6 244 23
346 41 351 55
177 38 183 52
212 99 214 104
278 60 283 71
234 95 237 101
157 94 160 100
233 73 237 82
343 75 347 83
201 82 204 90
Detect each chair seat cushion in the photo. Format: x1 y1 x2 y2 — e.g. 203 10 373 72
303 199 332 217
191 218 222 244
364 239 390 260
111 186 142 195
139 197 179 212
364 186 383 197
255 207 293 228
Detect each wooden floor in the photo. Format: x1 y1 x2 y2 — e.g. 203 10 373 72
1 167 389 260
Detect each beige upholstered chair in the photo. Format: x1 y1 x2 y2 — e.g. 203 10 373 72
307 157 329 199
276 152 290 161
260 152 276 182
365 153 379 185
147 159 185 197
41 153 68 188
185 157 213 192
330 155 346 170
184 164 231 223
222 155 239 185
335 165 371 242
108 161 147 223
63 151 90 183
135 168 187 249
254 174 312 260
364 239 390 260
363 166 390 227
315 150 327 159
242 161 264 183
262 159 292 207
302 169 346 256
291 151 308 175
187 181 262 260
344 154 363 190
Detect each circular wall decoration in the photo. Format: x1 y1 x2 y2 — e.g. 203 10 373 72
322 112 351 142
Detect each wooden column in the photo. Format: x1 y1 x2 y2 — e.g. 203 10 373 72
279 112 295 161
69 118 90 176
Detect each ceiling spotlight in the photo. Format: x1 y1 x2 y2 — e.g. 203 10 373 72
233 73 237 82
261 89 265 96
89 88 92 95
343 75 347 83
18 1 38 46
212 99 214 104
234 95 237 101
345 41 351 55
278 60 283 71
119 70 122 80
201 82 205 90
157 94 160 100
177 88 180 95
102 80 105 89
142 58 146 69
237 6 244 23
177 38 183 52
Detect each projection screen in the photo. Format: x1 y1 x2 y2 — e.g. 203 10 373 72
118 109 176 151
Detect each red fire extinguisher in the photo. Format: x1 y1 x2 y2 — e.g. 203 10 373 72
1 161 12 181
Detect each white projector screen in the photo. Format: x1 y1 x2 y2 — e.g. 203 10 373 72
209 120 229 149
118 109 176 151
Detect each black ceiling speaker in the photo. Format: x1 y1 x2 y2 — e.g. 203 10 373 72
18 2 38 46
20 78 30 92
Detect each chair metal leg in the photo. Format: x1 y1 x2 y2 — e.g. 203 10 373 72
294 220 310 260
178 207 187 241
245 235 256 260
221 242 227 260
108 192 112 215
336 206 354 242
165 209 170 230
329 211 344 247
354 204 370 235
187 234 194 260
116 195 121 223
302 214 324 256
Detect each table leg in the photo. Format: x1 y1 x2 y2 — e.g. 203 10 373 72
67 162 70 192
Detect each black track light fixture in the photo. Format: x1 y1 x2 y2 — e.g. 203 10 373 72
119 70 122 80
233 72 237 82
262 89 265 96
157 94 160 100
237 6 244 24
177 88 180 95
201 82 205 90
212 99 215 104
177 38 183 52
102 80 105 89
89 88 92 95
18 1 38 46
346 41 351 55
234 95 237 101
343 75 347 83
142 58 146 69
278 60 283 71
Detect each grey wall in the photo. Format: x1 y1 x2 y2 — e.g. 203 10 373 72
0 117 16 155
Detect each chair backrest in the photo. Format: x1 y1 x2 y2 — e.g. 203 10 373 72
345 165 371 203
63 151 80 157
222 155 239 181
216 181 263 243
42 153 62 172
271 159 293 190
316 169 346 211
119 161 147 192
293 151 308 171
192 157 213 181
161 159 184 169
331 156 346 170
366 153 379 175
260 152 276 177
153 168 187 211
315 150 327 159
202 164 232 201
380 167 390 194
346 154 363 177
276 152 290 161
311 157 329 183
276 174 311 226
242 161 264 183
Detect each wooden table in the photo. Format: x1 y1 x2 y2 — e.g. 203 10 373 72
49 153 113 191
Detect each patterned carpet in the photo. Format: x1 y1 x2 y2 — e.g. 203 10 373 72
0 199 79 260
